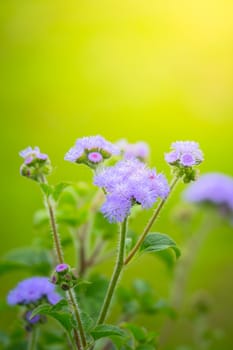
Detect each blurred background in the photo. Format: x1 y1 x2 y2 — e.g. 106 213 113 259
1 0 233 349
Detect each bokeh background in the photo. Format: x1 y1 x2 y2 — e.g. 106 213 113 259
1 0 233 349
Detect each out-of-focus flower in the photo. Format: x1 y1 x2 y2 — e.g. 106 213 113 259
25 311 41 325
94 159 169 222
20 147 48 164
183 173 233 213
116 139 150 162
65 135 119 169
19 146 52 181
165 141 204 183
7 277 61 306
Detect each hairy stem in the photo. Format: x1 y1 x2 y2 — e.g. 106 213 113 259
124 176 179 265
97 218 128 325
39 177 85 349
46 197 64 264
67 289 87 349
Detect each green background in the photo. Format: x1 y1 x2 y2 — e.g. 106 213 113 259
1 0 233 348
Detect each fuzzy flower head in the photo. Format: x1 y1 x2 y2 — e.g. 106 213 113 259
65 135 120 169
51 264 78 290
7 277 61 306
19 146 52 182
116 139 150 162
94 159 169 222
165 141 204 183
183 173 233 216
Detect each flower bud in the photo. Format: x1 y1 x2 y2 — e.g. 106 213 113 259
65 135 120 170
53 264 78 290
165 141 203 183
19 146 52 182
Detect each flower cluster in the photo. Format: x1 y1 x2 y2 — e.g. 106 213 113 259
65 135 119 169
19 146 52 181
165 141 204 183
183 173 233 213
7 277 61 306
116 139 150 162
7 277 61 330
94 159 169 222
51 264 78 291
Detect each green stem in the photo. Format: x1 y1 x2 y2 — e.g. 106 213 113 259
97 218 128 325
46 196 64 264
67 289 87 349
39 177 86 349
27 328 38 350
124 176 179 265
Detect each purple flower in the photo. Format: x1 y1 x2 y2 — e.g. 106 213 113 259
116 139 150 162
165 141 203 167
64 135 119 167
19 146 51 181
94 159 169 222
19 147 48 165
56 263 69 273
25 311 41 324
183 173 233 212
7 277 61 306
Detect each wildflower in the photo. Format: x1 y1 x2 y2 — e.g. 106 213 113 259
165 141 204 183
19 146 52 181
116 139 150 162
56 263 69 273
7 277 61 329
94 159 169 222
183 173 233 213
7 277 61 306
65 135 119 169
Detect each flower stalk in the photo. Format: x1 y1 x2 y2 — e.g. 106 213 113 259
67 289 87 349
27 328 38 350
124 176 180 265
97 217 128 324
39 176 87 349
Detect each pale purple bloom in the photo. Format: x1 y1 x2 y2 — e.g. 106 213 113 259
94 159 169 222
65 135 119 164
56 263 69 273
19 147 48 164
165 141 203 167
117 139 150 161
183 173 233 211
25 311 41 324
7 277 61 306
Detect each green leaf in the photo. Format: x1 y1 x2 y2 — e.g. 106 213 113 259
30 303 52 317
40 183 53 197
90 324 127 341
2 247 52 274
0 261 25 276
80 311 94 332
31 303 73 333
53 182 70 201
50 299 68 312
140 233 180 259
122 323 147 342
